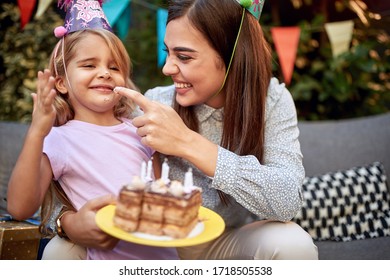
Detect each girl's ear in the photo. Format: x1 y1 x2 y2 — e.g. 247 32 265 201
55 76 68 94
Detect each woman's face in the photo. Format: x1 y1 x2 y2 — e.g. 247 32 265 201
162 15 226 109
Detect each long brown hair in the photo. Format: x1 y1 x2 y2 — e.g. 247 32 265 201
168 0 272 161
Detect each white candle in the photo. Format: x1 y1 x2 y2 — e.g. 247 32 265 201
146 158 153 181
140 161 146 182
184 167 193 189
161 158 170 183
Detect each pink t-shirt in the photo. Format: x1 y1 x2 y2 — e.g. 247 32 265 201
43 119 178 260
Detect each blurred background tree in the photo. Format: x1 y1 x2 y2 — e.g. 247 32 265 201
0 0 389 122
262 0 390 120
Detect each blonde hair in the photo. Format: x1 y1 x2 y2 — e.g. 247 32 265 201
49 28 137 126
40 29 138 236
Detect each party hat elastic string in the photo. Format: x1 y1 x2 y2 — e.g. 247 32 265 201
213 8 245 97
53 38 74 94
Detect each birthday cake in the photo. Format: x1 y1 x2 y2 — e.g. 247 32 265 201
113 160 202 239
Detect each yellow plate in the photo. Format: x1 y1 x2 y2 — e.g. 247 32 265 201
95 205 225 247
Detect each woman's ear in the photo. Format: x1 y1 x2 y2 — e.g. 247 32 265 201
55 76 68 94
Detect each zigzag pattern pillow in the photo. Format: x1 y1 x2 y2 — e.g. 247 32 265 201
294 162 390 241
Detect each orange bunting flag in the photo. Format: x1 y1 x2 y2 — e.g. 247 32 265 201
325 20 354 58
271 26 301 85
17 0 37 28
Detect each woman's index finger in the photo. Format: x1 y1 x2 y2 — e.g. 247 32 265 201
114 87 151 112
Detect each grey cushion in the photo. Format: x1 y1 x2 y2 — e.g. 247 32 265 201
315 237 390 260
0 121 29 214
298 113 390 186
298 113 390 259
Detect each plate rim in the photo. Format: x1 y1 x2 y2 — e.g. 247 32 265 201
95 205 225 247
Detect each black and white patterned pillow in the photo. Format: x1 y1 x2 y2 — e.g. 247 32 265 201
294 162 390 241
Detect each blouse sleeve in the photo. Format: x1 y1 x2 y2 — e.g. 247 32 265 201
211 79 305 222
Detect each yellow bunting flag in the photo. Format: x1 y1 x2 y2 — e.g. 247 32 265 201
35 0 53 19
271 26 301 85
324 20 354 58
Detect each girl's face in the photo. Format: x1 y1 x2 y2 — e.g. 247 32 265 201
162 16 226 109
56 33 125 123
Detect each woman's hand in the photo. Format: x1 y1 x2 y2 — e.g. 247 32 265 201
114 87 218 177
61 194 119 250
114 87 193 157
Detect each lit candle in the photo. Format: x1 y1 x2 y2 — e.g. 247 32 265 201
184 167 193 189
146 158 153 181
140 161 146 182
161 158 170 183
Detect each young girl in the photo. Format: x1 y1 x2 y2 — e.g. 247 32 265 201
6 28 178 260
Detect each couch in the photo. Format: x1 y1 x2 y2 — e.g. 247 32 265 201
1 113 390 259
0 121 29 215
296 112 390 259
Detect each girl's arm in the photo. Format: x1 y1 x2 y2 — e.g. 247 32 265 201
7 133 53 220
61 194 119 250
7 69 57 220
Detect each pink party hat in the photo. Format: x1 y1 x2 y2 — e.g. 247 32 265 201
54 0 112 38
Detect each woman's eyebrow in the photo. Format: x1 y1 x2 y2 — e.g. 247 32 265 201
164 42 197 53
172 46 197 53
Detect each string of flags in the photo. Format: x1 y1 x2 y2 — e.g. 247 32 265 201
16 0 355 85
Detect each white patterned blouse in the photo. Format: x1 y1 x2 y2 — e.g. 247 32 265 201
142 78 305 228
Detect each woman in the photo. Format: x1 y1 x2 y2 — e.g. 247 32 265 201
53 0 318 259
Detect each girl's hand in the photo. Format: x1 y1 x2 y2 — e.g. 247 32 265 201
62 194 119 250
30 69 57 137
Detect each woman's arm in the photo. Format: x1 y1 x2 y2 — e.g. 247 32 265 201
115 87 219 177
212 82 305 221
115 83 304 222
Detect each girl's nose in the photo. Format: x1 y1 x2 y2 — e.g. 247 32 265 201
99 70 111 79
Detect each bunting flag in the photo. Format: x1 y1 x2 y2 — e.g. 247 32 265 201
324 20 354 58
271 26 301 85
157 8 168 68
13 0 358 75
17 0 36 28
103 0 132 40
35 0 53 19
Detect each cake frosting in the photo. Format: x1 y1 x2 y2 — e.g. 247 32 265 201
113 162 202 239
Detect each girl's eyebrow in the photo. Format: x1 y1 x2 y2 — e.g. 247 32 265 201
75 57 97 64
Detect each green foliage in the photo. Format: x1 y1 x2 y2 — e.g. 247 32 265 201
124 0 171 93
286 15 390 120
0 3 62 122
0 1 389 122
